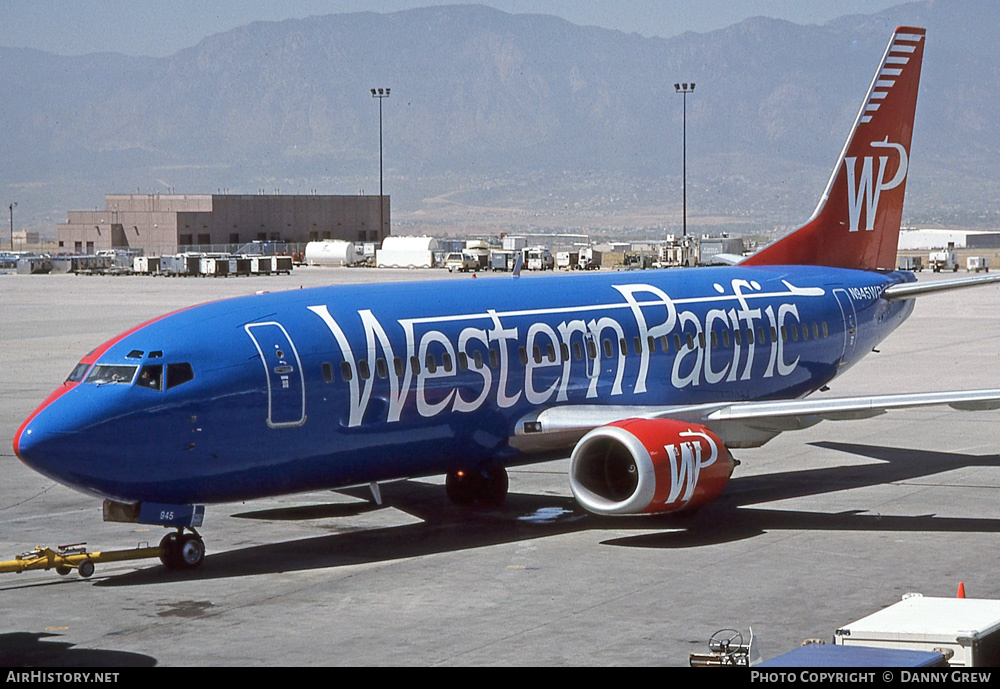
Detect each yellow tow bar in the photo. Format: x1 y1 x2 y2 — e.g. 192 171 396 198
0 542 162 578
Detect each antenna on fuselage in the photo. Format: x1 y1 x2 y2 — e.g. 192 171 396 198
512 251 523 277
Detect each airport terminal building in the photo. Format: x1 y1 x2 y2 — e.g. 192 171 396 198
57 193 390 255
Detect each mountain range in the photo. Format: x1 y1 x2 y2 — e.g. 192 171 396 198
2 1 998 238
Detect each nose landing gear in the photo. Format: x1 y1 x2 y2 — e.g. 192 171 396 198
158 529 206 570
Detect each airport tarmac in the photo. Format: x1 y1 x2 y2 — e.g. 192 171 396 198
1 266 999 667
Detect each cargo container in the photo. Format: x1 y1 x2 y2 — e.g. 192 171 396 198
835 596 1000 667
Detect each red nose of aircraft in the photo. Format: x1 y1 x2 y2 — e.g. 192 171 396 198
14 383 81 485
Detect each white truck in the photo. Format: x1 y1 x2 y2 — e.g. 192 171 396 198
578 247 602 270
929 245 959 272
555 251 579 270
525 247 554 271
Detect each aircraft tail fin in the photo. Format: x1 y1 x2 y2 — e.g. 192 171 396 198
741 27 925 271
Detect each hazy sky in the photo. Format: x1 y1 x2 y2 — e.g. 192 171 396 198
2 0 908 57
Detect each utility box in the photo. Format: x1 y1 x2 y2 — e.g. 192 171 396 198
835 596 1000 667
133 256 160 274
967 256 991 273
250 256 275 275
502 235 527 252
199 257 229 276
490 250 517 272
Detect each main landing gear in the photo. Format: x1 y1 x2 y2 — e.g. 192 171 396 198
158 528 206 570
445 467 508 506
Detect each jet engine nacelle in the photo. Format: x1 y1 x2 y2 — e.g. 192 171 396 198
569 418 735 515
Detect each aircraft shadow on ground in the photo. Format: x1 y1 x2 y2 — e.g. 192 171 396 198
96 442 1000 586
0 632 156 667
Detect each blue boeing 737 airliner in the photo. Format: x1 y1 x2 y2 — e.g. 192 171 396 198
14 27 1000 570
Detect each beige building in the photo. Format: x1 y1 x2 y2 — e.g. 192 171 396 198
57 193 389 255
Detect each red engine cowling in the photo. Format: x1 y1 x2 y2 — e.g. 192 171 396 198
569 418 735 515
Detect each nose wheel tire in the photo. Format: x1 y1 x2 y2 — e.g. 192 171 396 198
159 531 206 570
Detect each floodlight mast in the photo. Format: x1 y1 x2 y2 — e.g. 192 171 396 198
674 82 695 238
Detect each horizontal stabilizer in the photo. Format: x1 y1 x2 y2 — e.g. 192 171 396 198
883 273 1000 300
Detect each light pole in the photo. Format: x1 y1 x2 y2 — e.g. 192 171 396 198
674 82 694 238
371 87 390 239
8 202 16 251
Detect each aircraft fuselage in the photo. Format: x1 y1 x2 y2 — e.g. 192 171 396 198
15 265 915 505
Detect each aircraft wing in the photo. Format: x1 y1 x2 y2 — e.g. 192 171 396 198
511 388 1000 452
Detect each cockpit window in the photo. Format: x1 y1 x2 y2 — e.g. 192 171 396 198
66 362 90 383
86 364 138 385
166 363 194 390
137 365 163 390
